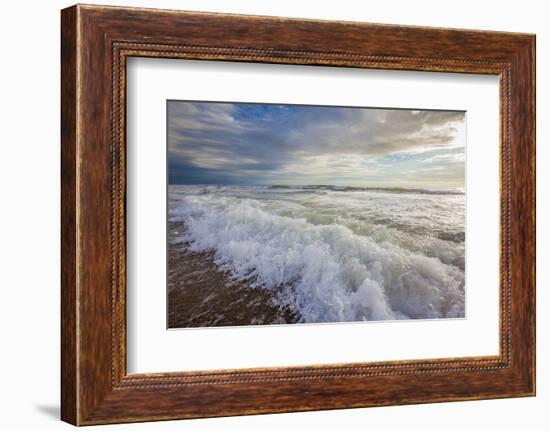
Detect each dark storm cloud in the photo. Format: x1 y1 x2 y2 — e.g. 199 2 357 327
167 101 465 188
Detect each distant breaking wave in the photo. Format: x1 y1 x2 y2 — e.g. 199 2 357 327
169 185 465 323
268 184 464 195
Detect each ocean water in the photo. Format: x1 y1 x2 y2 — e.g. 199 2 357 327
168 185 465 323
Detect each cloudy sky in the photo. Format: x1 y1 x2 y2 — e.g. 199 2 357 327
168 100 465 190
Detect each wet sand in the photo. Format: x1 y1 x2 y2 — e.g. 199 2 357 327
168 222 299 328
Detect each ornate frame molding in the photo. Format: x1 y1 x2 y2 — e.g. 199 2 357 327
61 5 535 425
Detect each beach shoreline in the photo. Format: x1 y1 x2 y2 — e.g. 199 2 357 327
167 221 300 328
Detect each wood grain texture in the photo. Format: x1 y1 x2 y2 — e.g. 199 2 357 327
60 4 536 425
60 5 78 425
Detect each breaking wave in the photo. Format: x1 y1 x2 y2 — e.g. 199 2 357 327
169 187 465 323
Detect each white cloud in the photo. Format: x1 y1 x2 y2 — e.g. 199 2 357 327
168 101 465 189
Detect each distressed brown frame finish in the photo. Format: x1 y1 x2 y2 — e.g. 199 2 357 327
61 4 535 426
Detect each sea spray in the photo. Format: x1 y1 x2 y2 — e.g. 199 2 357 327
169 185 465 323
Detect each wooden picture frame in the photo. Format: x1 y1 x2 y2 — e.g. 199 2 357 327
61 4 535 425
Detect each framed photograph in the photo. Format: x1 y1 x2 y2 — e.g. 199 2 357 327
61 4 536 425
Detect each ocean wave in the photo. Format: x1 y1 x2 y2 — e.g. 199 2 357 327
170 193 465 323
268 184 464 195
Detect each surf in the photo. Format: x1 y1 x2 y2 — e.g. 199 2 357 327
169 186 465 323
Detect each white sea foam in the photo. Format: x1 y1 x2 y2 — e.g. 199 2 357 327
169 185 465 323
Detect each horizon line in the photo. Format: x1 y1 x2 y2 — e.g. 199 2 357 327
168 183 465 193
